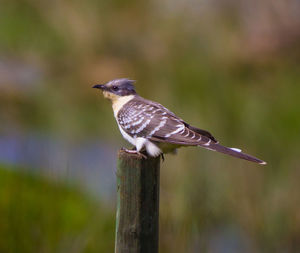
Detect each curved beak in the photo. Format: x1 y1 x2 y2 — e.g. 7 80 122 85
92 84 106 90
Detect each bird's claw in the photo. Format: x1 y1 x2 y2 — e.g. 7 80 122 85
121 147 147 159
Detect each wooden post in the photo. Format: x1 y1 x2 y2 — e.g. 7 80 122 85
115 150 160 253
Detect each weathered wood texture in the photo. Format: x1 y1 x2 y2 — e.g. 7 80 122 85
115 150 160 253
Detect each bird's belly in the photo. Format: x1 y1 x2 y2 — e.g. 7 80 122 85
117 123 136 146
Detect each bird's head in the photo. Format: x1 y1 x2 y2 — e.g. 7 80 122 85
93 78 136 101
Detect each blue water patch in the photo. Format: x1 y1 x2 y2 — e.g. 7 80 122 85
0 132 119 202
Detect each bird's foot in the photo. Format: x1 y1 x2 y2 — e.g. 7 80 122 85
121 147 147 159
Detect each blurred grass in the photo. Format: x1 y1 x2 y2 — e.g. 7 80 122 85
0 164 114 253
0 0 300 252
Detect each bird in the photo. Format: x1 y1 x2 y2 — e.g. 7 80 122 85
93 78 266 165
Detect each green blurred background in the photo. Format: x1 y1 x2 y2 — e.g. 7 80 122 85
0 0 299 252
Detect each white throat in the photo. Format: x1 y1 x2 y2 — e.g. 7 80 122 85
112 95 135 118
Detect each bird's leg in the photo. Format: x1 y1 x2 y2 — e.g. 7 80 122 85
161 153 165 162
121 147 147 159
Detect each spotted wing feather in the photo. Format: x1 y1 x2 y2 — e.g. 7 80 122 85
117 97 214 146
117 96 266 164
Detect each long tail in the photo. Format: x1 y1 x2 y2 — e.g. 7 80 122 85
199 142 267 165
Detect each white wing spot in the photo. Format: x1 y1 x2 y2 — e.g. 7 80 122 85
131 117 144 126
148 119 167 137
191 132 196 139
152 108 161 114
165 124 185 138
179 128 185 134
203 139 211 146
230 147 242 152
183 130 190 137
134 118 151 134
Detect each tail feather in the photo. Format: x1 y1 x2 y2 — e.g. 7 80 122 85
199 142 267 165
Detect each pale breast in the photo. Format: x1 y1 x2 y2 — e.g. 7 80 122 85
112 95 135 118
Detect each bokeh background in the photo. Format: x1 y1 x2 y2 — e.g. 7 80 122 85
1 0 300 252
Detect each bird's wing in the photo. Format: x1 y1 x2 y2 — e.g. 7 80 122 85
117 97 215 146
142 98 219 142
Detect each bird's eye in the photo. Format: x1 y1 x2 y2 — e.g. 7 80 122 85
112 86 119 91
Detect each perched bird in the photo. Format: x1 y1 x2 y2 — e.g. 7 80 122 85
93 78 266 165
